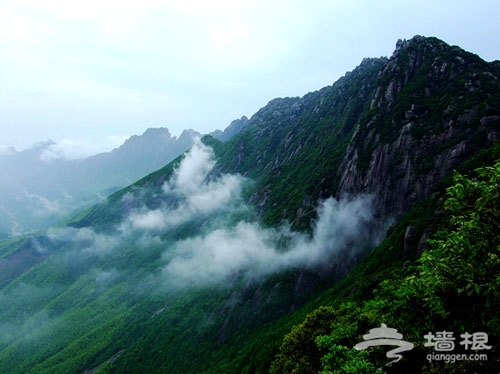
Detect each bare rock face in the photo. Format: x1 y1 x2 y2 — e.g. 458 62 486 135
335 36 500 218
214 36 500 228
336 119 475 217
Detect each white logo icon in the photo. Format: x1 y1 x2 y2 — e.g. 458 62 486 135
354 323 414 366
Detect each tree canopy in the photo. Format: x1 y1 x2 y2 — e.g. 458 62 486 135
272 161 500 373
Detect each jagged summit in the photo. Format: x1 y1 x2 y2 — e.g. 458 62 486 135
117 127 173 152
210 116 249 142
140 127 172 140
393 35 449 53
337 35 500 217
178 128 201 141
1 35 499 373
212 35 500 226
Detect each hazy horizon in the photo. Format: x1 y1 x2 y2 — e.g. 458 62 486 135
2 0 500 153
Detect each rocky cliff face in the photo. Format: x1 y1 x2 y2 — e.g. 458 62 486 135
335 36 500 218
214 36 500 227
213 57 387 227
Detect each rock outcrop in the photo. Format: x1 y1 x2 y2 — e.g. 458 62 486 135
335 36 500 218
215 36 500 227
211 116 249 141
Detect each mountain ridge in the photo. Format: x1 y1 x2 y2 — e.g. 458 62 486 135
0 123 247 236
0 35 499 373
209 36 500 228
335 35 500 216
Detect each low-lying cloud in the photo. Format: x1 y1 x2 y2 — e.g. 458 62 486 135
162 195 380 288
161 139 247 221
28 139 386 291
120 139 385 288
129 209 167 230
40 136 129 161
21 188 64 216
47 226 120 257
125 139 247 232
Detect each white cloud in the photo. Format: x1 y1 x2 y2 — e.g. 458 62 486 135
93 268 120 288
163 138 216 195
0 146 17 155
47 226 120 257
161 195 382 288
162 221 278 286
130 209 167 230
156 139 247 225
0 8 46 46
39 135 129 160
122 140 247 232
186 173 243 214
114 141 385 289
21 188 63 216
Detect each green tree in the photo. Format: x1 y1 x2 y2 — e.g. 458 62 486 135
316 338 383 374
270 306 336 374
275 160 500 373
409 162 500 323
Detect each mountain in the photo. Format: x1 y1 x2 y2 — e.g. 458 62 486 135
0 128 195 235
70 128 201 195
214 36 500 227
336 36 500 216
0 124 249 237
209 116 250 142
0 36 499 373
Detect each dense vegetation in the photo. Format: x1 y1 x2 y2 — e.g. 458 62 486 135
0 36 499 373
271 156 500 373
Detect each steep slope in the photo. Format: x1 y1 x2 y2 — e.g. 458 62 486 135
0 35 499 374
268 137 500 374
213 36 500 228
336 36 500 216
214 57 387 229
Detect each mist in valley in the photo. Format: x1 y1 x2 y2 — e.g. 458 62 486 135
0 140 388 371
0 129 197 237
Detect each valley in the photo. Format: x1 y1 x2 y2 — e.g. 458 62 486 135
0 35 499 373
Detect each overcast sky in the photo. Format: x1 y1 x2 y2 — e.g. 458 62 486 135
1 0 499 155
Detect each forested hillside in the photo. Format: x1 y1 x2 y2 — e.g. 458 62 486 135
0 35 499 373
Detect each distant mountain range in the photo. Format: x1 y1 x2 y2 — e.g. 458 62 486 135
0 122 248 236
0 36 499 373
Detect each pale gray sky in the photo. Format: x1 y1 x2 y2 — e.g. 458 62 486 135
1 0 499 155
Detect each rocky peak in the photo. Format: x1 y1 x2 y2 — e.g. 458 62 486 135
143 127 172 140
213 35 499 228
178 129 201 142
121 127 172 150
336 36 500 218
211 116 249 142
